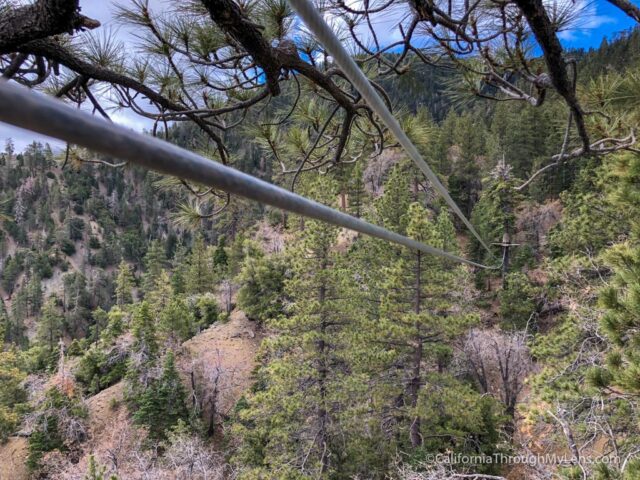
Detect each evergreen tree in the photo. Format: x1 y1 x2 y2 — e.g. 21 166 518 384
374 204 476 447
237 252 287 322
37 297 64 356
142 240 165 295
212 235 228 272
234 179 363 477
186 234 213 294
0 349 28 441
126 301 159 400
170 242 189 295
469 158 522 284
133 351 189 440
25 273 43 317
131 301 158 364
448 113 484 218
159 295 195 343
147 270 173 318
114 261 134 306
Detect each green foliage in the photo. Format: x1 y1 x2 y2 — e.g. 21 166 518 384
185 234 214 294
84 454 118 480
159 295 195 342
142 240 165 295
447 113 484 217
0 350 28 442
237 252 287 322
59 237 76 256
416 374 503 462
194 293 219 330
498 272 539 330
233 178 365 477
212 235 228 271
114 261 135 306
1 253 23 294
27 386 87 471
76 345 127 395
37 297 64 354
133 351 189 441
597 242 640 393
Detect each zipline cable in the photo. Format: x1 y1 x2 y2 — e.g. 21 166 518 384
287 0 495 256
0 80 498 269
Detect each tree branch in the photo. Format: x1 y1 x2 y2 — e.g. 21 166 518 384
514 0 590 150
0 0 99 55
606 0 640 23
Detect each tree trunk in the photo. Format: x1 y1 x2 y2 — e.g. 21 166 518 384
409 250 423 448
316 259 330 473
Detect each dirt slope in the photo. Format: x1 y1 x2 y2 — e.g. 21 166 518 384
0 309 262 478
0 437 28 480
180 309 262 425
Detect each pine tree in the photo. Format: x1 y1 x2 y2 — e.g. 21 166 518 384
159 296 195 343
25 273 43 317
469 158 521 283
375 163 412 235
134 351 189 440
355 188 486 457
170 243 189 295
114 261 134 306
147 270 173 317
10 287 28 346
212 235 228 272
234 179 363 477
37 297 64 355
0 349 28 441
186 234 213 294
347 160 367 218
131 301 158 363
142 240 165 295
236 252 287 322
590 153 640 394
0 301 7 343
448 113 484 218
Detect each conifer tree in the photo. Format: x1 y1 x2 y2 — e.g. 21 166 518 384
237 252 287 322
126 301 159 399
25 273 43 317
470 158 521 283
134 351 189 440
353 170 492 460
347 160 367 218
0 301 7 343
142 240 166 295
147 270 173 318
170 243 189 295
114 261 134 306
212 235 228 272
234 179 362 477
0 349 27 441
9 288 28 346
159 296 195 343
186 234 213 295
37 297 64 355
448 113 484 218
131 301 158 364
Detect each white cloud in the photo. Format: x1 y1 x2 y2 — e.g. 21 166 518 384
545 0 615 41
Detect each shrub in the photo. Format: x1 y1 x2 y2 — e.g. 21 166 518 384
498 272 539 330
59 238 76 256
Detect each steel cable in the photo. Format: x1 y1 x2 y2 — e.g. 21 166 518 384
287 0 495 256
0 80 499 268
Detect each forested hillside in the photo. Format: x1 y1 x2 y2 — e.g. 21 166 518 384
2 0 640 479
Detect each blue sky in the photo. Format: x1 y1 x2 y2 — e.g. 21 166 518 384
1 0 638 152
557 0 637 48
